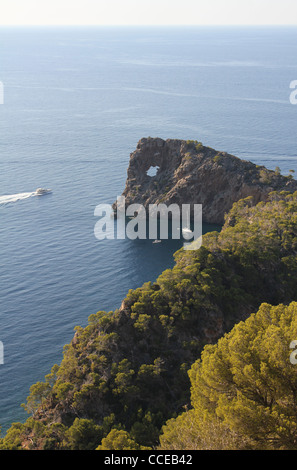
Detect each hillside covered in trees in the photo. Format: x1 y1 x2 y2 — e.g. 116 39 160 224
160 301 297 450
1 191 297 450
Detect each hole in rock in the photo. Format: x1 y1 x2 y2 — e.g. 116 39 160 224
146 166 159 177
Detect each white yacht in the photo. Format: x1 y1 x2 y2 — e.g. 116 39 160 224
35 188 52 196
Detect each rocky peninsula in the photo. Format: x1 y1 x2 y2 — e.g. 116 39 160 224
114 137 297 224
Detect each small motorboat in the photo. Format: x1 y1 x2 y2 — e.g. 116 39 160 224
35 188 52 196
182 227 192 235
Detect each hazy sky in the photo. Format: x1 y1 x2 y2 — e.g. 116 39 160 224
0 0 297 26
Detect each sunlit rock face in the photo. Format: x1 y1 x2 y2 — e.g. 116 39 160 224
114 137 297 225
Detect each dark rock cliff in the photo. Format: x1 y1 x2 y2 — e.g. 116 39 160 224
114 137 297 224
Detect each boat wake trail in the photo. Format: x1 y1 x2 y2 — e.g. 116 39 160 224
0 188 52 205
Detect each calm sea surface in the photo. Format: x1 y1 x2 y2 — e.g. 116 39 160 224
0 26 297 432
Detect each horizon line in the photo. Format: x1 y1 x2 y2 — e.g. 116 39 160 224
1 23 297 27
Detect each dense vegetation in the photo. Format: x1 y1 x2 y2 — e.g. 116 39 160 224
160 302 297 450
1 191 297 450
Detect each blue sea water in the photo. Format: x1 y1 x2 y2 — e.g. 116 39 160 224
0 26 297 433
